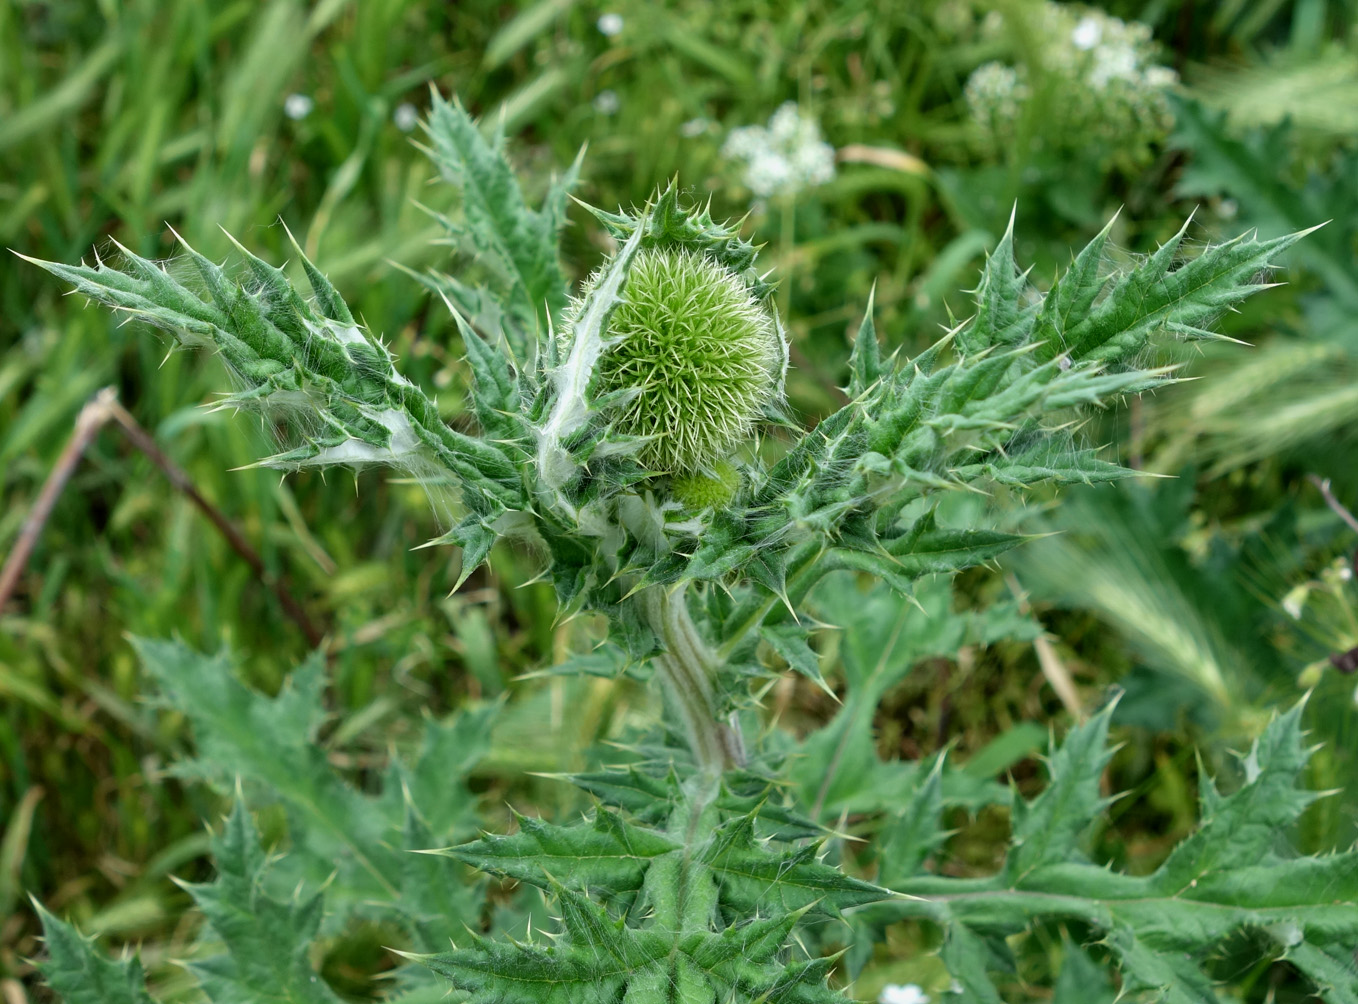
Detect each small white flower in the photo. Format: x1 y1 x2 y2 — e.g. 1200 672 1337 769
1089 41 1139 87
791 140 835 186
1144 65 1179 89
880 985 930 1004
1282 584 1310 620
680 117 710 138
1218 198 1239 220
284 93 314 120
745 150 794 198
767 102 803 145
392 102 419 132
593 89 620 115
721 125 763 160
597 12 623 36
1072 15 1103 50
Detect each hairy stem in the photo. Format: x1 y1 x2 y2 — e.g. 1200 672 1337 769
641 586 745 774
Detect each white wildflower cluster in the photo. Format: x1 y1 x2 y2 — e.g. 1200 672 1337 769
879 985 930 1004
964 3 1178 169
721 102 835 199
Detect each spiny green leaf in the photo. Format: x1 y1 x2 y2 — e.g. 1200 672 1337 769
958 207 1029 354
419 929 633 1004
847 284 883 396
425 513 500 592
761 623 830 694
882 515 1029 578
939 924 1006 1004
134 639 402 901
1148 700 1324 893
567 767 676 823
445 809 679 898
23 235 524 508
1103 924 1217 1004
701 813 888 915
1037 222 1314 365
424 91 576 345
133 638 488 922
1031 211 1118 353
1051 938 1116 1004
867 699 1358 1003
1005 702 1117 879
449 306 527 445
179 803 344 1004
1285 941 1358 1004
34 904 155 1004
876 754 947 885
420 881 848 1004
399 806 479 954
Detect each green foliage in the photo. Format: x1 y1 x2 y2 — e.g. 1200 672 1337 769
36 637 496 1002
420 771 886 1004
40 803 345 1004
11 6 1358 1003
40 670 1358 1003
1155 98 1358 483
29 106 1301 770
35 903 156 1004
175 803 344 1004
786 569 1043 818
19 59 1335 1004
131 638 492 929
419 90 581 359
860 700 1358 1002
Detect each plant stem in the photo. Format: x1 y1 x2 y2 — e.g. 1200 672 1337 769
778 195 795 319
640 585 745 775
1308 474 1358 536
0 389 115 614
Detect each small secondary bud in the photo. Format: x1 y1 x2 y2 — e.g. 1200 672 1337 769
671 461 740 510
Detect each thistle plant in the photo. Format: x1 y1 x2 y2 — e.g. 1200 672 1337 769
27 93 1356 1002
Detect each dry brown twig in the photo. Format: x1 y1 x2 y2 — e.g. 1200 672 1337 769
1308 473 1358 537
0 386 325 647
1005 571 1085 721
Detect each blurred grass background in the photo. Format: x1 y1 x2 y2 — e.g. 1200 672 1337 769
3 0 1358 998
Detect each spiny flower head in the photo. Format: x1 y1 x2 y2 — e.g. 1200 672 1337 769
566 246 782 475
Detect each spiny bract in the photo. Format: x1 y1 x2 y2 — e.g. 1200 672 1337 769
566 246 783 475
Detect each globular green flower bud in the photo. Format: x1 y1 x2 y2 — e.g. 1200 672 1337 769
568 246 784 475
671 461 740 510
